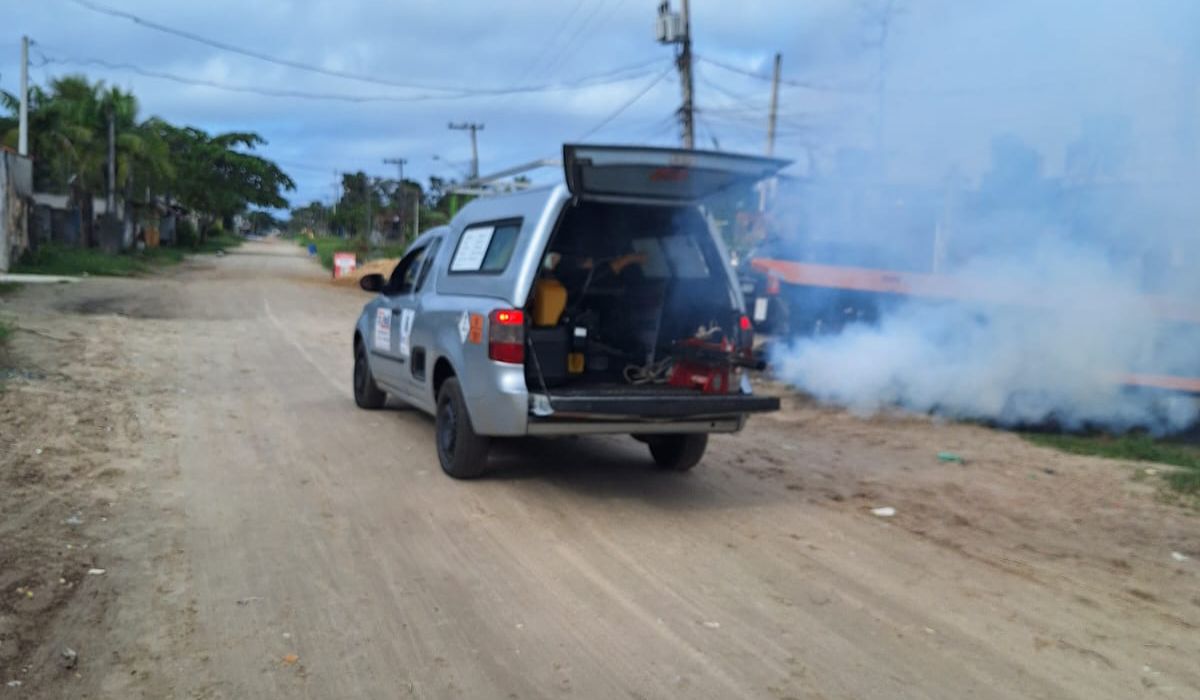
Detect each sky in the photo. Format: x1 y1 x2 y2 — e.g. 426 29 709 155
2 0 1197 210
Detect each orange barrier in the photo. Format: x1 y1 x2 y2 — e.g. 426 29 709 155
751 258 1200 393
1119 373 1200 394
750 259 1200 325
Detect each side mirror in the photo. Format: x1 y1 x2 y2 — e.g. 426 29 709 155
359 273 385 293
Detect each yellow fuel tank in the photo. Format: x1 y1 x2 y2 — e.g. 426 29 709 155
532 277 568 327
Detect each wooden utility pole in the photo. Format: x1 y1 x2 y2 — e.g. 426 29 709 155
106 106 116 216
766 53 782 156
448 123 484 180
365 177 373 238
383 157 406 238
18 36 29 156
678 0 695 149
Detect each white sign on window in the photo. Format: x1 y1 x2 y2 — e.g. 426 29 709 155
450 226 496 272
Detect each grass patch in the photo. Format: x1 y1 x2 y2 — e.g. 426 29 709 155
13 238 242 277
0 320 10 345
0 282 21 296
14 245 159 276
194 234 244 254
298 236 406 270
1024 432 1200 495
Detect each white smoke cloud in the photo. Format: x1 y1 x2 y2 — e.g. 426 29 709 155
765 0 1200 433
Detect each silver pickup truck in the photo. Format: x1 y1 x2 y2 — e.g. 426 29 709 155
353 145 786 478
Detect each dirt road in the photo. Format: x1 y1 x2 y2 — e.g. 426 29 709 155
2 241 1197 699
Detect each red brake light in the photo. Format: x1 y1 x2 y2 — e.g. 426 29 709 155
488 309 525 363
493 309 523 326
738 314 754 350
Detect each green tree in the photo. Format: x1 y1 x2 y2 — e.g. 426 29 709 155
150 122 294 240
3 74 292 247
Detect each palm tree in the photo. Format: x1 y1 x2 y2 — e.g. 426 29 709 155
3 77 174 247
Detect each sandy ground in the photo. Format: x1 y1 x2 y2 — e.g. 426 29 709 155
0 240 1197 699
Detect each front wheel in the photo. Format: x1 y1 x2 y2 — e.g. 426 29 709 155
435 378 490 479
353 341 387 409
647 434 708 471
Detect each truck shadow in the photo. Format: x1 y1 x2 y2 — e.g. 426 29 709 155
478 435 790 511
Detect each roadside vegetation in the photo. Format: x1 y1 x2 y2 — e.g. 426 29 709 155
297 235 406 271
1025 432 1200 495
0 282 21 296
13 231 242 277
0 74 292 255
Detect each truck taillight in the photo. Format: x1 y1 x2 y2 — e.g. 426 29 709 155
488 309 525 364
738 314 754 350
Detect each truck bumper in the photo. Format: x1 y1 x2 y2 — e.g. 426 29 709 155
524 389 778 436
527 417 744 436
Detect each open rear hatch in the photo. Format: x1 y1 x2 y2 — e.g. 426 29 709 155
523 145 789 424
563 144 789 202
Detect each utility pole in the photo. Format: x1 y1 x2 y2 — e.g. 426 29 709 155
448 122 484 180
383 157 406 238
766 52 782 157
657 2 694 149
678 0 694 149
106 106 116 216
18 36 29 156
365 177 373 239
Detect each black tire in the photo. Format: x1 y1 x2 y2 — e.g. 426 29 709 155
648 434 708 471
353 340 387 409
435 378 490 479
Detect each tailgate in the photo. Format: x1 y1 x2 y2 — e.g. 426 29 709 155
536 386 780 419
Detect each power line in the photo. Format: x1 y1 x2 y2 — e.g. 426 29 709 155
67 0 471 93
536 0 613 81
37 52 667 103
577 65 673 141
504 0 588 95
550 0 634 80
68 0 661 98
697 70 770 111
697 55 870 93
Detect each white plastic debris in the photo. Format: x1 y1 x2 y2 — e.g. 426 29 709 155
871 507 897 518
64 514 83 527
1171 552 1188 562
702 621 721 629
87 568 106 576
6 680 22 688
1144 468 1158 476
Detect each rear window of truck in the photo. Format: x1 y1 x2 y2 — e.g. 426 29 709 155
449 220 522 274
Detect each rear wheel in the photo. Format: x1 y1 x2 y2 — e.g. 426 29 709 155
647 434 708 471
435 378 490 479
353 340 387 409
